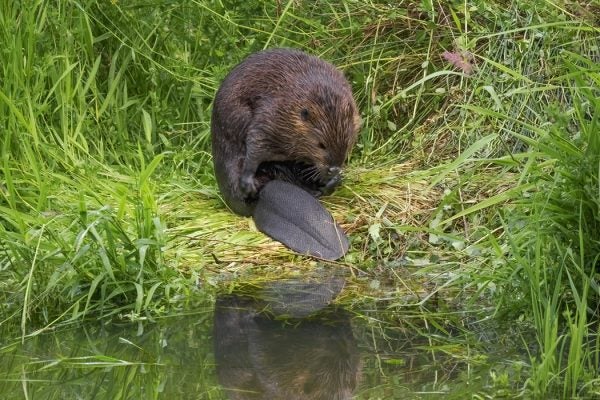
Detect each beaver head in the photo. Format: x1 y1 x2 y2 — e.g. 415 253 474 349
262 80 361 186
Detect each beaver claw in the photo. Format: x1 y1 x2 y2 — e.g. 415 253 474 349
318 173 342 196
240 174 258 200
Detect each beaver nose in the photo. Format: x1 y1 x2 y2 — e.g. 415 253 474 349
327 166 341 177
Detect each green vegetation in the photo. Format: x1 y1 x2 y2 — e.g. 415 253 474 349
0 0 598 398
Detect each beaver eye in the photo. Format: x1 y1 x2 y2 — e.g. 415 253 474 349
318 142 326 150
300 108 309 121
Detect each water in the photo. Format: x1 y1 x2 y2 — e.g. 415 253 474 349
0 279 524 399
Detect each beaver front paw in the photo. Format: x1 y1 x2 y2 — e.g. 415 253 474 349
318 173 342 196
239 173 259 200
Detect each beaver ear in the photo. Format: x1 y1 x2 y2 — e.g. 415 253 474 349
300 108 310 121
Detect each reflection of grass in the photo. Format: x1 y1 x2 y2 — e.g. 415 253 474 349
1 314 221 399
0 0 599 398
0 304 513 400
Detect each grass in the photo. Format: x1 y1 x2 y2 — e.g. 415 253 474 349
0 0 599 398
500 53 600 397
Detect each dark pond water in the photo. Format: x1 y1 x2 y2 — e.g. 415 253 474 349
0 278 524 399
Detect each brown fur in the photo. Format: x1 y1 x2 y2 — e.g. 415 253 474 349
211 48 361 216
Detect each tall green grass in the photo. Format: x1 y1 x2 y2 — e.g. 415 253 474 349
0 0 469 330
499 53 600 397
0 1 213 331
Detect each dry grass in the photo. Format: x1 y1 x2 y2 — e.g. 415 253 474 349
158 161 443 310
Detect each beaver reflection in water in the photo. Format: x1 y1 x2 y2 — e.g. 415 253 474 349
214 293 360 400
211 48 361 216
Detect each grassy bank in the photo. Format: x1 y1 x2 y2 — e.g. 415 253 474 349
1 0 599 397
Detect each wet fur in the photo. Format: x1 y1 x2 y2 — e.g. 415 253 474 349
211 48 360 216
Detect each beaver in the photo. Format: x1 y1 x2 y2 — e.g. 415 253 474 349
211 48 361 216
214 289 360 400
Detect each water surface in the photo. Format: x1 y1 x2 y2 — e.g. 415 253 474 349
0 280 522 399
